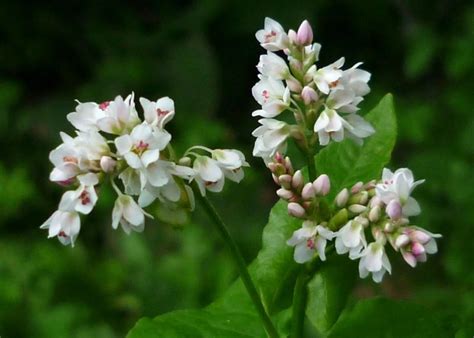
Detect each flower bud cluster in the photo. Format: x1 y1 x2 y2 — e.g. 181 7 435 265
252 18 375 162
41 93 248 246
279 161 441 283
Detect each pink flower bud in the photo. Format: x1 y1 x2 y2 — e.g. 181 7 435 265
278 174 292 189
288 29 297 44
275 152 284 163
100 156 117 173
368 205 381 222
351 181 364 194
410 230 431 244
301 183 316 200
402 251 417 268
284 157 294 174
411 242 425 256
369 196 383 208
296 20 313 46
288 202 306 218
335 188 349 207
386 200 402 220
286 76 303 92
349 204 367 214
277 188 294 200
292 170 304 190
301 86 318 104
395 234 410 248
313 174 330 196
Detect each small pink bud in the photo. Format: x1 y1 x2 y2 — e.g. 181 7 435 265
267 163 277 172
368 205 381 222
292 170 304 190
351 181 364 194
301 86 318 104
286 76 303 92
275 152 284 163
386 200 402 220
402 251 417 268
288 29 297 44
278 174 292 189
288 202 306 218
411 242 425 256
369 196 383 208
416 252 427 262
395 234 410 248
100 156 117 173
313 174 330 196
284 157 294 174
349 204 367 214
410 230 431 244
272 174 279 185
335 188 349 207
296 20 313 46
277 188 294 200
301 183 316 200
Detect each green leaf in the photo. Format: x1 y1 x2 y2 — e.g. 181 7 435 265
316 93 397 198
306 256 357 335
127 200 300 337
328 298 455 338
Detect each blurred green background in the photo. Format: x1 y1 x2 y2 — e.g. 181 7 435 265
0 0 473 337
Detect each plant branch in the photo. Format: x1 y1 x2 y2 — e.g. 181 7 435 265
193 185 280 338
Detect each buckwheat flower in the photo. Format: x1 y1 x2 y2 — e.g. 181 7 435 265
67 101 106 132
296 20 313 46
252 75 290 118
313 107 345 145
138 179 182 208
212 149 249 183
252 119 290 160
255 17 289 51
257 51 290 80
287 221 335 263
59 173 99 215
40 210 81 247
358 242 391 283
335 63 371 113
375 168 425 217
112 195 151 234
140 96 175 130
115 123 171 186
395 227 442 267
193 156 225 196
96 93 141 135
313 57 345 94
335 220 367 259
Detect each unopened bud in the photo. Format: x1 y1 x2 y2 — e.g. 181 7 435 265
100 156 117 173
296 20 313 46
292 170 304 191
383 221 395 233
178 156 192 167
348 204 367 214
272 174 279 185
354 215 369 227
335 188 349 207
349 191 369 205
301 182 316 200
412 242 425 256
277 188 294 200
288 202 306 218
313 174 330 196
395 234 410 248
364 180 377 190
351 181 364 194
286 76 303 92
368 205 381 222
288 29 297 44
410 230 431 244
369 196 383 208
301 86 318 104
279 174 293 189
284 157 294 175
328 208 348 230
386 200 402 220
275 152 284 163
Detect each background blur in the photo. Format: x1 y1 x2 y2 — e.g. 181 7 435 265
0 0 473 337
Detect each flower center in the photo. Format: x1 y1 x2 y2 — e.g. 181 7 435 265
80 190 91 205
99 101 111 110
264 30 277 43
156 108 170 117
306 238 315 249
63 156 78 164
58 231 68 238
262 90 270 101
133 140 149 155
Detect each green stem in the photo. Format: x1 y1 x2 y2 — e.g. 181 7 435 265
291 265 311 338
193 186 279 338
306 150 317 181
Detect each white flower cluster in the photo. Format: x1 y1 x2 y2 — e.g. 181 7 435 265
252 18 374 162
275 157 441 283
41 93 248 246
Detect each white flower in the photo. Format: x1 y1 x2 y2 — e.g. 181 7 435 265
313 107 345 145
96 93 140 135
193 156 225 196
251 75 290 118
138 179 182 208
395 227 442 267
140 96 175 130
313 57 345 94
335 220 367 259
212 149 249 183
115 123 171 187
375 168 425 217
49 131 110 184
252 119 290 160
59 173 99 215
255 17 289 51
112 195 151 234
40 210 81 247
67 101 106 132
287 221 335 263
358 242 391 283
334 63 371 113
257 51 289 80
